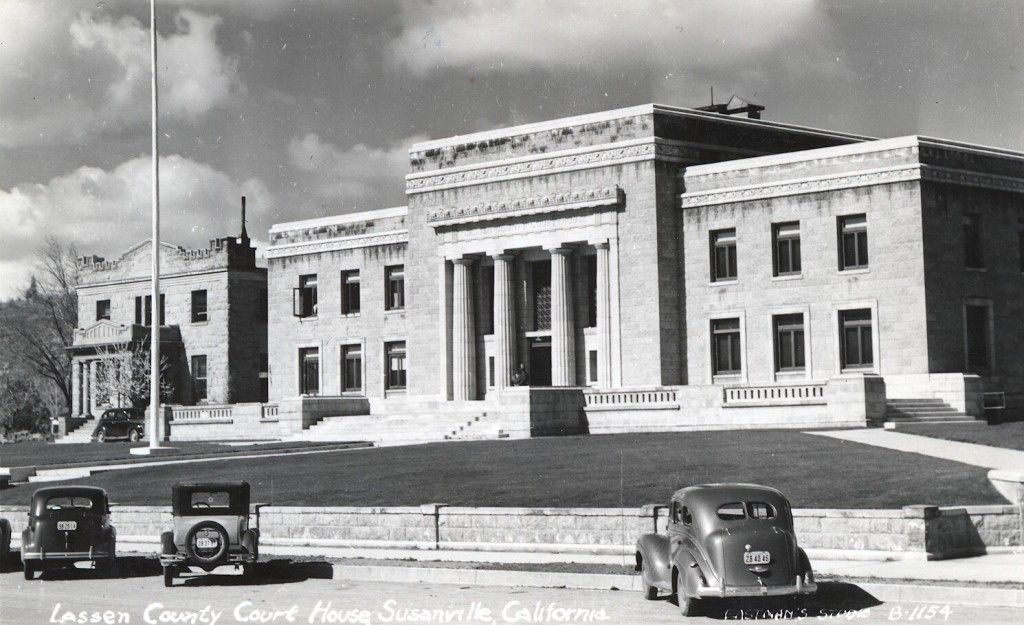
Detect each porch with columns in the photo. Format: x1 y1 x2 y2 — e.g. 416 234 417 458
444 240 617 401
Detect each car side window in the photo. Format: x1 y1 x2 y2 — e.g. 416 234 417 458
681 506 693 525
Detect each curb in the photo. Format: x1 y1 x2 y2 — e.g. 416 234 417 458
329 564 1024 609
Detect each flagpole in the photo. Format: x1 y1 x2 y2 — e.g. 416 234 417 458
146 0 162 452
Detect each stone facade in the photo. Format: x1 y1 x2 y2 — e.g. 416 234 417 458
266 103 1024 434
70 218 267 416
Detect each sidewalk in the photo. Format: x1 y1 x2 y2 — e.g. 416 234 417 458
808 429 1024 470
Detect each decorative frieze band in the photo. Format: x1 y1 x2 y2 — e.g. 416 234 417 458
266 231 408 259
919 165 1024 194
680 166 923 208
427 187 623 227
407 140 697 195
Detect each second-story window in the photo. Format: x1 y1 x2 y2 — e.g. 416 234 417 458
963 213 984 269
191 289 208 323
386 265 405 310
293 274 318 318
838 215 868 270
96 300 111 321
341 270 360 315
135 294 165 326
773 222 801 276
711 229 737 282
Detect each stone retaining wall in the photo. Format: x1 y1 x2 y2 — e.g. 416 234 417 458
1 503 1017 560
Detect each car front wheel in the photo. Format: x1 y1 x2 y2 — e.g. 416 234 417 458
128 429 140 442
96 429 107 443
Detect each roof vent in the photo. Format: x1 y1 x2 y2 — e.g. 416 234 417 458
696 94 764 119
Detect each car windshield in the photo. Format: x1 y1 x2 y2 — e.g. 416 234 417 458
190 491 231 510
716 501 777 521
46 496 94 510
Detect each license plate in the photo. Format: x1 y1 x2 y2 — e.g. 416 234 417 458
57 521 77 531
743 551 770 565
196 537 218 549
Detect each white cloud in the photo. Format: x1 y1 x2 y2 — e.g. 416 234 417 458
0 5 244 148
387 0 832 77
286 133 427 211
0 155 272 300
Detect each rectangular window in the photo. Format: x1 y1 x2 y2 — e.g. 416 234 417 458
385 265 405 310
586 255 598 328
481 265 494 335
532 260 551 331
963 214 984 269
96 300 111 321
299 347 319 395
589 350 598 383
838 215 868 270
965 305 990 373
135 294 165 326
341 344 362 392
712 318 742 375
711 229 737 282
293 275 318 318
488 356 495 387
774 313 805 372
840 309 873 369
340 270 360 315
772 222 801 276
385 341 406 390
1019 217 1024 273
258 353 269 403
191 355 208 401
191 290 208 323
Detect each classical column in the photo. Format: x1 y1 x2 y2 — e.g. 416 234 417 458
86 360 96 417
452 258 476 401
550 247 576 386
492 254 516 390
595 242 612 389
71 360 82 417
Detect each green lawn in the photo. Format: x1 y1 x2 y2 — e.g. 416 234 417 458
893 422 1024 451
0 431 1005 509
0 440 364 469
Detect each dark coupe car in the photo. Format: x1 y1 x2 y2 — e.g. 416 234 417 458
159 481 261 586
21 486 117 580
636 484 816 616
92 408 146 442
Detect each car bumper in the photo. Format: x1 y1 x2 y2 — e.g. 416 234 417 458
160 552 256 566
22 549 112 562
697 581 817 598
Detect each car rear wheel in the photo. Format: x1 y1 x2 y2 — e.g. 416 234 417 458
163 566 175 587
243 563 256 583
676 568 699 617
128 429 140 442
96 429 107 443
184 521 229 567
23 561 34 580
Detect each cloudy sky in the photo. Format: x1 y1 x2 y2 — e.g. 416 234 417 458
0 0 1021 300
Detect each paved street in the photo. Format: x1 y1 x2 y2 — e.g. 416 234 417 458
2 562 1022 625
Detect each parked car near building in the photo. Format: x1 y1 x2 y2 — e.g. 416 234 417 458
91 408 146 442
21 486 117 580
635 483 816 616
159 481 262 586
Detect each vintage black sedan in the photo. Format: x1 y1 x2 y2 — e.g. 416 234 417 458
635 484 816 616
159 481 261 586
21 486 117 580
91 407 146 442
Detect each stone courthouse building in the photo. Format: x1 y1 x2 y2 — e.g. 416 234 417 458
69 208 267 420
264 102 1023 440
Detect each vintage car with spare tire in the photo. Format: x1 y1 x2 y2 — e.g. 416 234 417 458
159 481 263 586
635 483 816 617
21 486 117 580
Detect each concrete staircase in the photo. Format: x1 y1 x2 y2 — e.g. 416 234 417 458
884 398 982 427
55 417 98 444
288 407 508 446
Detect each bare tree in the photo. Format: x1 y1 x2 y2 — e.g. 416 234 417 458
92 342 175 408
0 237 79 414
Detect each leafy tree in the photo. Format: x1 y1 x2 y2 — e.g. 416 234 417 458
0 361 52 436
